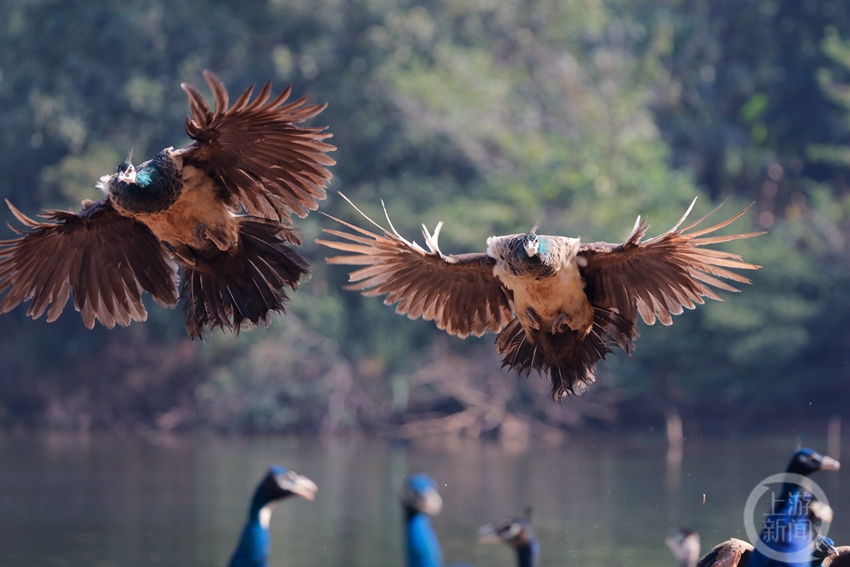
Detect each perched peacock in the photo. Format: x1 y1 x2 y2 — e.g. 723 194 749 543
667 529 838 567
668 448 840 567
402 474 446 567
747 448 840 567
477 508 539 567
227 465 317 567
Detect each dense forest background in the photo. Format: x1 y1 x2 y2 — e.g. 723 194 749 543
1 0 850 439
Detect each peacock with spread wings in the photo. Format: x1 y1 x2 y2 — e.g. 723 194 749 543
319 194 763 401
0 71 335 338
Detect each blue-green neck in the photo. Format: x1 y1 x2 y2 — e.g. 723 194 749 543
504 236 556 279
406 508 443 567
111 150 182 214
228 490 280 567
536 238 549 256
749 491 814 567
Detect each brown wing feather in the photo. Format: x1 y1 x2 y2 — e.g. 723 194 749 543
696 538 752 567
317 195 514 338
578 199 763 328
0 199 179 329
825 547 850 567
181 70 336 222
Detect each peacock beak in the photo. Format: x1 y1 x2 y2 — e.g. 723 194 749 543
418 487 443 516
277 471 318 501
118 166 136 184
821 456 841 471
476 523 503 544
477 520 522 544
818 536 838 557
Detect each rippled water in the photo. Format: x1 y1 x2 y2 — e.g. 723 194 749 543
0 432 848 566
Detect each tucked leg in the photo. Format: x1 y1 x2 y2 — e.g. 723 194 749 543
194 222 230 251
525 307 542 331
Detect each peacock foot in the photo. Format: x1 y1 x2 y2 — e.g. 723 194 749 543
552 313 571 334
194 222 229 251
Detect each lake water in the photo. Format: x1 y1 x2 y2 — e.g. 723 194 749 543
1 432 848 566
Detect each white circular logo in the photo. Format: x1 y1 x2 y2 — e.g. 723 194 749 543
743 473 831 562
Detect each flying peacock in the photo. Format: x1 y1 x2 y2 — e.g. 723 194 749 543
319 194 762 400
0 71 335 338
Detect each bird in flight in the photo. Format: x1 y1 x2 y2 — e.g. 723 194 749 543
0 71 335 338
319 194 763 401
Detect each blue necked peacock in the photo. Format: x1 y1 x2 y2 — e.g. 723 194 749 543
0 71 335 338
227 465 317 567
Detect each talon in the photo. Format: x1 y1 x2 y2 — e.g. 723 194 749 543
194 222 230 250
552 313 570 334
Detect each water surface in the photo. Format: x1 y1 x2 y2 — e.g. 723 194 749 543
1 432 848 566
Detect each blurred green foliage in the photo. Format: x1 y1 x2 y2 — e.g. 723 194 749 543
1 0 850 434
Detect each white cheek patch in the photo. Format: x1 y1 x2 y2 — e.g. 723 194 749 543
259 505 274 529
505 523 521 539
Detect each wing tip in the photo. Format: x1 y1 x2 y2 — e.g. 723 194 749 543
5 199 38 227
202 69 222 88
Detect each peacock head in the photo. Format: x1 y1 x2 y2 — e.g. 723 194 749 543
401 473 443 516
787 448 840 476
813 534 838 563
477 516 535 548
116 149 137 184
522 222 543 258
523 234 539 258
259 465 318 504
245 465 316 532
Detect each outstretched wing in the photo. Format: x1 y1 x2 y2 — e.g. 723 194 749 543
0 199 179 329
181 70 336 223
578 199 763 327
317 195 514 338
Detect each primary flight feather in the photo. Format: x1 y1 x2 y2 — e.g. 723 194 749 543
0 71 335 338
318 194 763 401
